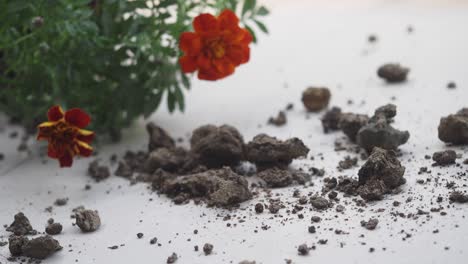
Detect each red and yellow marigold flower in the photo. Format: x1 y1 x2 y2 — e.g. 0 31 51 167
179 9 253 81
37 106 94 168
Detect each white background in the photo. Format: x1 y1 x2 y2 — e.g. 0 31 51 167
1 1 468 263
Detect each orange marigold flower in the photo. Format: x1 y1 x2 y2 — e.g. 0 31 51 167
37 106 94 168
179 9 253 81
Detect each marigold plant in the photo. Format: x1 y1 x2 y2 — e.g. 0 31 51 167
0 0 268 140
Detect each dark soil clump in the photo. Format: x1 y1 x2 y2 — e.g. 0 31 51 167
6 212 35 236
302 87 331 112
203 243 214 255
449 191 468 203
88 160 110 182
245 134 309 170
339 113 369 142
297 243 310 255
361 218 379 230
432 150 457 166
9 235 62 259
144 147 187 173
167 252 178 263
438 108 468 144
75 209 101 232
45 223 62 235
268 111 287 126
321 107 342 133
357 147 406 200
257 168 293 188
190 125 245 168
377 63 409 83
356 104 410 152
158 167 252 208
147 122 175 152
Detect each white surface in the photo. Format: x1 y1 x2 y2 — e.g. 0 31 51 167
1 2 468 264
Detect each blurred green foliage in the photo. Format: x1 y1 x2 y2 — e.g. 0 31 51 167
0 0 268 140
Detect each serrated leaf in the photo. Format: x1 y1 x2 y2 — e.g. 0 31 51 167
242 0 256 17
253 19 268 34
256 6 269 16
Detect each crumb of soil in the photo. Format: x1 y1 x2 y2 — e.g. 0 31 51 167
438 108 468 144
6 212 35 236
302 87 331 112
144 147 187 173
245 134 309 170
54 198 68 206
357 104 410 152
239 261 256 264
297 244 310 255
447 82 456 89
310 196 330 210
377 63 410 83
254 203 264 214
321 107 342 133
357 147 406 201
203 243 214 255
339 113 369 142
368 34 377 43
338 156 358 170
190 125 245 168
45 223 62 235
432 150 457 166
167 252 178 263
137 233 144 239
449 191 468 203
158 167 252 208
361 218 379 230
9 235 62 259
75 209 101 232
147 122 175 152
268 111 287 126
87 160 110 182
257 168 293 188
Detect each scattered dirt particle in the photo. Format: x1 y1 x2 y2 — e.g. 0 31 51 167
254 203 264 214
137 233 144 239
438 108 468 144
203 243 214 255
268 111 287 126
167 252 178 263
75 210 101 232
54 198 68 206
432 150 457 166
377 63 410 83
310 196 330 210
449 191 468 203
6 212 35 236
361 218 379 230
308 226 316 233
447 82 457 89
87 160 110 182
150 237 158 244
297 243 310 255
311 216 321 223
11 235 62 259
321 107 342 133
368 34 377 43
45 223 62 235
338 156 358 170
302 87 331 112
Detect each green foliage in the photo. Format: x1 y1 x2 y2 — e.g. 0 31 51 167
0 0 268 139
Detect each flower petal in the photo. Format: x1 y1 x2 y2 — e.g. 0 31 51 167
65 108 91 128
47 105 64 122
59 151 73 168
179 56 198 73
48 145 58 158
37 121 57 140
179 32 201 55
193 13 218 33
218 9 239 30
77 129 95 144
77 141 93 157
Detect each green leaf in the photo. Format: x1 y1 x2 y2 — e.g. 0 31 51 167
242 0 256 17
167 91 176 112
174 85 185 111
256 6 269 16
253 19 268 34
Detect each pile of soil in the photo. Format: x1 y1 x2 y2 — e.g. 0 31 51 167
109 123 310 208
